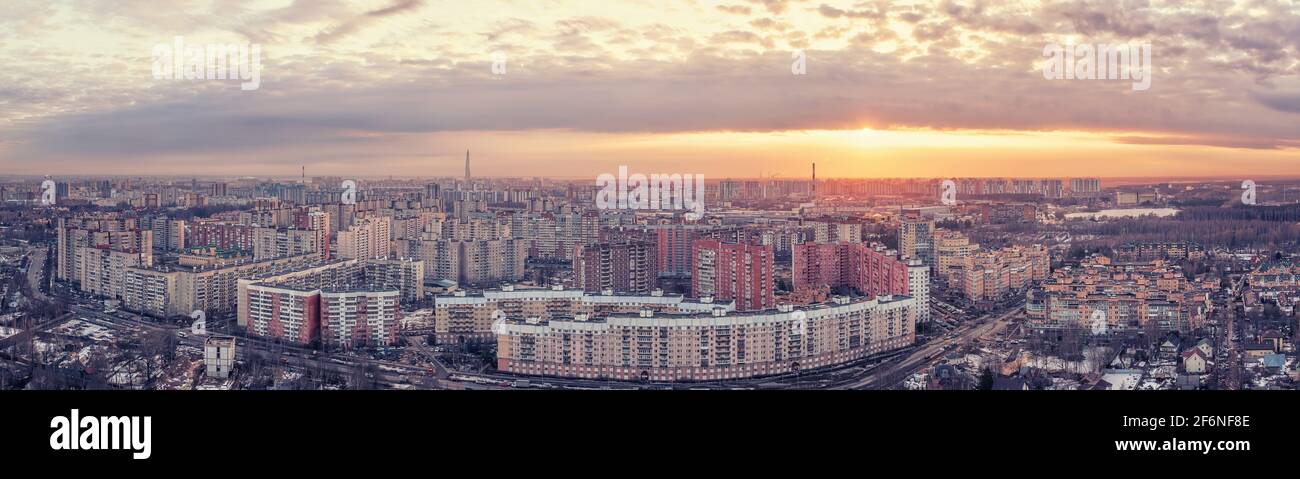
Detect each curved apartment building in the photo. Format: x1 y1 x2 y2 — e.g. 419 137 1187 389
496 295 916 382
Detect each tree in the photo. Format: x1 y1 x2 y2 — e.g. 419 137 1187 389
978 368 995 390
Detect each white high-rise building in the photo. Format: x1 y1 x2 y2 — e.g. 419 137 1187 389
337 216 392 260
204 337 235 379
907 259 930 324
321 288 401 349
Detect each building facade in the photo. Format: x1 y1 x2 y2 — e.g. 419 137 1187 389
690 240 774 312
573 240 658 294
320 288 401 349
433 286 733 345
497 295 916 382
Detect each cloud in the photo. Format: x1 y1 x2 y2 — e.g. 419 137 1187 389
2 0 1300 174
314 0 426 44
1109 134 1285 150
816 3 885 20
716 5 752 15
1251 90 1300 114
746 0 803 15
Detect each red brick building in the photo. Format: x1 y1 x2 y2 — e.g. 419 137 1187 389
690 240 774 311
573 240 659 294
792 242 910 300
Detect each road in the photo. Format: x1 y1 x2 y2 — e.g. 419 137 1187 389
833 307 1022 390
404 335 450 379
1220 273 1248 390
17 246 51 303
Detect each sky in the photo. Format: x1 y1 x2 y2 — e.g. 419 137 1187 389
0 0 1298 179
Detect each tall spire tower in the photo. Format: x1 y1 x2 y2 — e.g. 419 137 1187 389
811 162 816 198
464 150 471 182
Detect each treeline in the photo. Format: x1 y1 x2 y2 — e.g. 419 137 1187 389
1069 218 1300 249
1178 205 1300 222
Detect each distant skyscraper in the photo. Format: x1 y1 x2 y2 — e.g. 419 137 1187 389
465 150 471 182
812 162 816 198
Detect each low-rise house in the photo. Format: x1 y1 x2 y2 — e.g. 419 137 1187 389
1181 348 1208 374
1260 354 1286 370
1260 331 1284 352
1194 338 1213 358
1245 343 1275 359
1159 336 1184 359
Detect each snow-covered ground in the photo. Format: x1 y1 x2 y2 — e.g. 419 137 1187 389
903 372 928 390
50 319 117 342
400 308 434 329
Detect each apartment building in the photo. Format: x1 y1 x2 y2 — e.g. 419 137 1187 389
459 238 526 286
497 295 916 382
804 220 862 244
510 212 599 261
319 287 401 349
122 254 324 317
146 218 187 252
433 286 733 345
204 336 235 379
1250 261 1300 289
572 240 658 294
252 227 322 260
243 284 321 344
235 257 424 325
364 258 425 303
898 214 935 267
1114 241 1206 263
57 216 152 283
78 247 151 300
792 242 909 299
188 221 253 253
691 240 774 312
392 236 526 286
337 216 392 259
954 244 1049 303
1027 256 1212 333
933 229 978 285
393 239 459 280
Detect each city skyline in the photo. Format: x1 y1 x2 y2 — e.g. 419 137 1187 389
5 1 1297 464
1 1 1298 177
